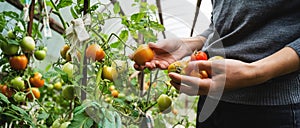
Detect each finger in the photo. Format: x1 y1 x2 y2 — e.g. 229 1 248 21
170 80 200 96
185 61 212 75
156 60 169 69
169 72 211 91
145 61 156 70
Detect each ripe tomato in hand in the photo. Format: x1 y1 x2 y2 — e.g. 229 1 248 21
9 55 28 70
131 44 154 65
27 87 40 99
29 72 45 88
190 51 208 61
86 44 105 61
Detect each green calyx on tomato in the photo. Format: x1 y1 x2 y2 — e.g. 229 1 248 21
157 94 172 113
21 36 35 52
11 76 25 90
13 92 26 102
34 49 47 60
9 55 28 70
62 85 76 100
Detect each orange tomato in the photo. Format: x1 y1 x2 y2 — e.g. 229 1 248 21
9 55 28 70
111 90 119 98
29 72 45 88
27 87 40 99
85 44 105 61
131 44 154 65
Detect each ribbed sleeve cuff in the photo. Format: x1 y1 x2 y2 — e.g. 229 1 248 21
286 38 300 57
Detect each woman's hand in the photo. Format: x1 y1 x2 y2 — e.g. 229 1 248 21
169 59 259 95
131 37 206 70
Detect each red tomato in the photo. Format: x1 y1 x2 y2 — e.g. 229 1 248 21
190 51 208 61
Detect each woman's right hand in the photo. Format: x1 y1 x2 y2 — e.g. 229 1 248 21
132 37 205 70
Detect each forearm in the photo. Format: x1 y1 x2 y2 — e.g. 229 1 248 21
251 47 300 84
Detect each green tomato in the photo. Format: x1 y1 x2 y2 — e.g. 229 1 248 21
7 30 16 39
62 62 73 79
47 84 54 90
21 36 35 52
13 92 26 102
60 122 71 128
34 50 47 60
157 94 172 113
54 82 62 90
1 42 19 55
11 76 25 90
62 85 76 100
52 119 61 128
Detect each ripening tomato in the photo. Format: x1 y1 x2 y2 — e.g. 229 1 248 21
21 36 35 52
29 72 45 88
54 82 62 90
157 94 172 113
27 87 40 99
190 51 207 61
109 86 115 92
111 90 119 98
60 44 71 61
167 61 188 74
9 55 28 70
1 85 14 98
131 44 154 65
102 65 118 82
189 70 209 79
85 44 105 61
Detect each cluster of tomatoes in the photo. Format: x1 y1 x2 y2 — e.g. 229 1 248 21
0 31 48 103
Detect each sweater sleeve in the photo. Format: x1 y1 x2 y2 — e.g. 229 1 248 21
286 37 300 57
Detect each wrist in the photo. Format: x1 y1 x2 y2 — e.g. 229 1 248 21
181 36 206 57
248 61 272 85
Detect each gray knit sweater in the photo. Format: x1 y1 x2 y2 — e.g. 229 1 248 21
200 0 300 105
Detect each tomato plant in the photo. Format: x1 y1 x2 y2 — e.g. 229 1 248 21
0 42 19 55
